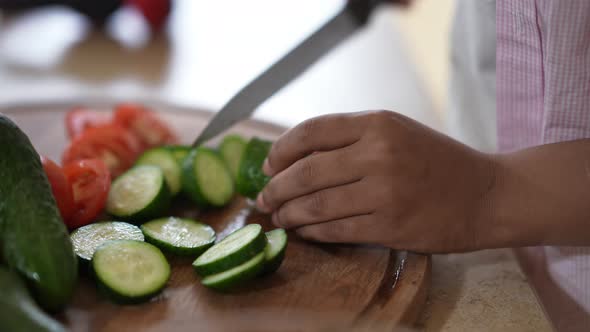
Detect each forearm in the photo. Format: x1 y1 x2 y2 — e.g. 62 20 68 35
485 139 590 248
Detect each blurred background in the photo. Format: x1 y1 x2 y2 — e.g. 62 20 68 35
0 0 453 131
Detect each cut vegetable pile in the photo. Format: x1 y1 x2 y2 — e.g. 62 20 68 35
195 225 287 291
0 103 287 332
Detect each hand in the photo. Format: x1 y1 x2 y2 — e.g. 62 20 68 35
256 111 497 253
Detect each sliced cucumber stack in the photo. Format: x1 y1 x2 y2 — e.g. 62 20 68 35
141 217 216 256
195 225 288 291
182 147 234 207
136 148 182 195
262 228 287 274
70 221 144 263
201 252 266 291
92 240 170 304
236 138 272 199
193 224 267 277
106 165 171 223
219 134 247 179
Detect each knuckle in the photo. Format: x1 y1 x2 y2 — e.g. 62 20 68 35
320 221 353 243
297 118 317 143
326 223 346 241
295 157 316 187
305 191 327 218
366 110 393 126
374 138 393 156
275 205 289 227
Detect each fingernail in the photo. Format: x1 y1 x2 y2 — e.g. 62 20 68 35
256 193 270 213
262 158 273 176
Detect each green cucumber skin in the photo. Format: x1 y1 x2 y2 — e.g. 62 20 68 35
262 249 286 275
95 276 167 305
219 134 247 178
181 148 210 207
201 252 266 292
136 148 182 195
193 226 268 277
108 167 172 224
235 138 272 199
92 240 170 305
144 234 214 257
262 229 288 275
0 115 77 312
181 147 234 207
0 267 66 332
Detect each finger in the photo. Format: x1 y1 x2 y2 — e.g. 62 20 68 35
264 113 366 176
258 145 362 212
295 214 377 244
272 179 373 228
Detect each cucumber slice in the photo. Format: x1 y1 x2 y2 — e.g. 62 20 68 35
236 138 272 199
141 217 216 256
70 221 144 263
219 135 247 179
182 147 234 207
106 165 171 223
166 145 191 165
92 240 170 304
201 252 265 291
136 148 182 195
262 229 287 274
193 224 267 276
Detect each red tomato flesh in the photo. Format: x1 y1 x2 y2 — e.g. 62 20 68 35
63 159 111 229
41 156 76 222
114 103 178 148
62 124 141 177
66 107 112 139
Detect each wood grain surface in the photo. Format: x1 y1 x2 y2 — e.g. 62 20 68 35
3 101 431 332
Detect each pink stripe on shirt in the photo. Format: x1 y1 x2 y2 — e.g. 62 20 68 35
497 0 590 330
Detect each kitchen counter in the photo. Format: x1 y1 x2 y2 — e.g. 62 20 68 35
419 250 552 331
0 2 552 330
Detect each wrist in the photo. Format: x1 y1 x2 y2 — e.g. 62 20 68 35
474 152 547 249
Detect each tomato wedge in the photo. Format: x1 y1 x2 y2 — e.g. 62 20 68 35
65 107 112 139
41 156 76 222
63 159 111 229
62 124 141 177
114 103 178 148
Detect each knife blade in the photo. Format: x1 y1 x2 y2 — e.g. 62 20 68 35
192 0 384 147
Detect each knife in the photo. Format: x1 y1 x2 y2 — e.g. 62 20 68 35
192 0 386 147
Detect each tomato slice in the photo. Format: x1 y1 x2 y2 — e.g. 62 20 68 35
65 107 112 139
63 159 111 229
62 124 141 177
114 103 178 148
41 156 76 222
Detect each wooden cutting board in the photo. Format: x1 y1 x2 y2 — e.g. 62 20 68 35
3 101 431 332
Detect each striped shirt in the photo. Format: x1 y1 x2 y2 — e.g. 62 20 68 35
497 0 590 330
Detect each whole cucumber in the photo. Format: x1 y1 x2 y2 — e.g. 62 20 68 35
0 266 66 332
0 115 78 312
